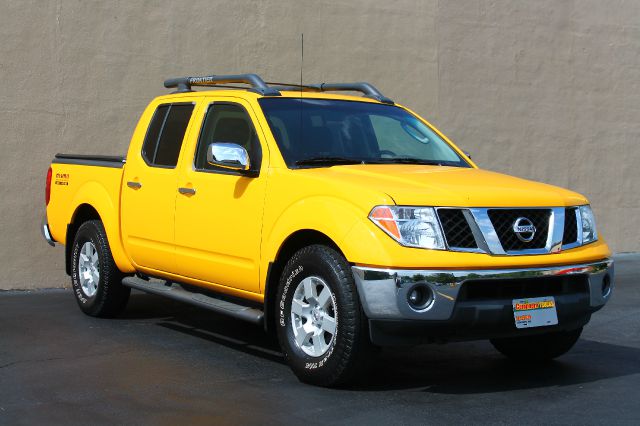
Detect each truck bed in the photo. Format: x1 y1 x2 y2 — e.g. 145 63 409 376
47 154 126 247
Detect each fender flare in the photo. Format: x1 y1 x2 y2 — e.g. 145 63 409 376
66 181 135 274
262 196 366 269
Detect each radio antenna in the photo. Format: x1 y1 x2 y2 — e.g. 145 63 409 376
300 33 304 93
299 33 304 146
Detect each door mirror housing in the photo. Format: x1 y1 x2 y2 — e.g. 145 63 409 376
207 142 251 172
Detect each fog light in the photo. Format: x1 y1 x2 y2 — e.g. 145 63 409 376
602 274 611 298
407 285 433 311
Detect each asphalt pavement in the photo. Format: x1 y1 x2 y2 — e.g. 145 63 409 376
1 254 638 425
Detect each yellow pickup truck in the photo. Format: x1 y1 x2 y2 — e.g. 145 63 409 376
43 73 614 386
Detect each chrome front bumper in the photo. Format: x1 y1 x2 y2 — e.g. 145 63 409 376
352 259 614 321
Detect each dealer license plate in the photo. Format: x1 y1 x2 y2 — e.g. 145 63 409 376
512 296 558 329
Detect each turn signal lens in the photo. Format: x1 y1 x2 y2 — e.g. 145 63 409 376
369 206 401 240
369 206 445 250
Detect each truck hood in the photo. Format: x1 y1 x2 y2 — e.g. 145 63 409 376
307 165 587 207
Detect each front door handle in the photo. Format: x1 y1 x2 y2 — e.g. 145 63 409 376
178 187 196 195
127 181 142 189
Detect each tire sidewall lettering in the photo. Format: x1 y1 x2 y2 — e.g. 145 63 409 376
279 265 303 327
71 231 99 305
278 259 340 371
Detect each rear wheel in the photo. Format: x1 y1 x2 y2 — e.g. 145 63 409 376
490 327 583 361
71 220 130 317
276 245 370 387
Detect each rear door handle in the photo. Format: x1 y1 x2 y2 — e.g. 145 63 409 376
178 187 196 195
127 181 142 189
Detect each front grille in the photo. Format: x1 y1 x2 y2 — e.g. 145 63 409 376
437 209 477 249
563 207 578 245
458 276 589 301
487 209 550 251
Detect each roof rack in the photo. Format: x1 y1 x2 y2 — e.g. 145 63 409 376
164 73 393 103
269 82 394 104
164 74 281 96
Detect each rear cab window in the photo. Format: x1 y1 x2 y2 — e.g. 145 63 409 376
141 103 195 168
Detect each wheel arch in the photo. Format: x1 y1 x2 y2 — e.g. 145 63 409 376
263 229 346 333
65 204 101 275
65 200 134 276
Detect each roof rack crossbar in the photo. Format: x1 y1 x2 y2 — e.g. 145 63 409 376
164 74 281 96
268 81 394 104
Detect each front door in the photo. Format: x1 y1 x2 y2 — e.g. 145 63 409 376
174 99 268 293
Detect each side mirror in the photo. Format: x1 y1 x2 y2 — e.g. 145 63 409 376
463 151 472 159
207 142 251 171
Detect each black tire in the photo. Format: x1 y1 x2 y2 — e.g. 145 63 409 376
275 245 370 387
71 220 130 318
490 327 583 362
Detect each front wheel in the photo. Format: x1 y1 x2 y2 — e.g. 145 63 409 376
276 245 370 387
490 327 583 361
71 220 130 318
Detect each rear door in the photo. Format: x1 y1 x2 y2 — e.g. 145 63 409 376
121 101 196 272
173 98 268 293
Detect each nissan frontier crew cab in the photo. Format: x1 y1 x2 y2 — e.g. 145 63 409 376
43 73 614 387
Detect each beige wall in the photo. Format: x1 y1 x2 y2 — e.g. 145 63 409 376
1 0 638 290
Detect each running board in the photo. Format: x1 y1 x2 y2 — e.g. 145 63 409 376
122 277 264 325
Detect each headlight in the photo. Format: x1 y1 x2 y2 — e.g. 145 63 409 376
369 206 445 250
579 205 598 244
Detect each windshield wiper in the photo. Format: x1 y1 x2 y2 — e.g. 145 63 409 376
295 156 364 167
377 157 461 167
294 156 464 168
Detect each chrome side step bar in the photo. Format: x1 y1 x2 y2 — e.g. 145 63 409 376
122 277 264 325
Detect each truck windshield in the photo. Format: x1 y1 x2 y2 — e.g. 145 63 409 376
258 98 470 168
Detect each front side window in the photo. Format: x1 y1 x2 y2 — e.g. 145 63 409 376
141 103 194 167
258 98 469 168
194 103 262 172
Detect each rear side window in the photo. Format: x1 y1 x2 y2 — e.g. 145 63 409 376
141 103 194 167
